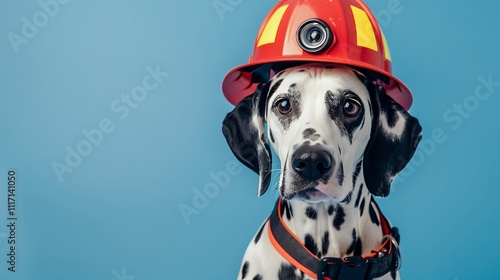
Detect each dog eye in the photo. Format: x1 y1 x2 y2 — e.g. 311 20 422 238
343 98 361 117
275 99 292 114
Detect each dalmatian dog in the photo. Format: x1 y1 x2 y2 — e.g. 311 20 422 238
222 64 422 280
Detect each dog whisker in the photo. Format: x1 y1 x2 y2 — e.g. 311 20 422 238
271 171 282 189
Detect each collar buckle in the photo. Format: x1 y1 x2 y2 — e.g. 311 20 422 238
317 256 369 280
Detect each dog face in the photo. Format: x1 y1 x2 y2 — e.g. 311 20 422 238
265 66 373 202
222 64 422 201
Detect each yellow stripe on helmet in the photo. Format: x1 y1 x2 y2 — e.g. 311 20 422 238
380 29 391 61
257 5 289 47
350 5 378 52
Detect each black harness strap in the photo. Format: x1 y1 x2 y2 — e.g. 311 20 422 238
268 198 401 280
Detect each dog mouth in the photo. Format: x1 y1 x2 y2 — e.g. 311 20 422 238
288 187 329 202
284 184 354 203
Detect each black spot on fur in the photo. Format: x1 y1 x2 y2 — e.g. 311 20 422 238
346 228 357 255
328 205 334 216
269 129 275 143
302 128 316 139
354 184 364 207
304 234 319 256
354 237 363 255
278 263 299 280
253 275 262 280
359 198 366 217
269 79 283 98
333 206 345 230
341 190 352 204
369 201 380 226
303 128 316 137
305 207 317 220
254 223 265 244
337 161 344 186
321 231 329 255
282 200 292 220
241 262 249 279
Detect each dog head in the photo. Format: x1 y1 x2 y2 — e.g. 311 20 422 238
222 64 422 202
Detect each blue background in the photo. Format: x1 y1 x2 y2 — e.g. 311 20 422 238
0 0 499 279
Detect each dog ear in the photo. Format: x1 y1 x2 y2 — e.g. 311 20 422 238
363 84 422 197
222 83 272 196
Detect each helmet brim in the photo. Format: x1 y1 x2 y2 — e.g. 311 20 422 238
222 57 413 110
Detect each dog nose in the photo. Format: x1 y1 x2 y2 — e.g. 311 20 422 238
292 146 333 180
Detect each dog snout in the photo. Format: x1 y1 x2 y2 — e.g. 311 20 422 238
292 146 333 181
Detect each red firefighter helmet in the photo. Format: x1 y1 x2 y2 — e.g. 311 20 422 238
222 0 413 110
